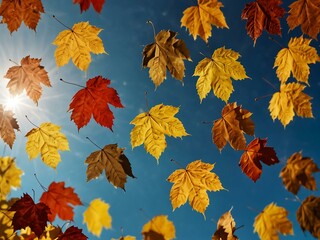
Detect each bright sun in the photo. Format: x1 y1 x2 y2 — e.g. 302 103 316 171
4 95 23 111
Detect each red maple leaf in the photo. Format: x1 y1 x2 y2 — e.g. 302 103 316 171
73 0 105 13
241 0 285 44
40 181 82 222
68 76 124 131
239 138 279 182
9 193 50 237
58 226 88 240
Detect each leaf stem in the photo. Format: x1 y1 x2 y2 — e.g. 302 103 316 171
170 159 184 168
254 94 273 101
144 91 150 112
146 20 156 39
8 59 19 65
261 77 278 90
60 78 85 89
25 115 39 129
268 37 284 49
86 137 102 150
34 173 47 192
52 15 72 31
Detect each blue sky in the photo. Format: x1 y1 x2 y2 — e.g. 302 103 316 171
0 0 319 239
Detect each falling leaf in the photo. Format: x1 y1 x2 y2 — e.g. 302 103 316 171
40 181 82 222
58 226 88 240
280 151 319 195
0 198 18 239
212 208 238 240
0 157 23 200
73 0 105 13
19 224 62 239
83 198 111 237
212 102 254 151
180 0 228 43
68 76 124 131
0 0 44 33
9 193 50 237
269 82 313 127
167 160 224 215
85 143 135 190
274 36 320 84
194 47 249 102
142 29 191 87
287 0 320 39
130 104 189 160
297 195 320 238
0 104 20 148
112 236 136 240
239 138 279 182
254 202 294 239
53 21 106 71
141 215 175 240
25 122 69 169
4 56 51 104
241 0 285 44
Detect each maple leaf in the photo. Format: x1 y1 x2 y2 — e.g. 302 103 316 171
85 143 135 190
287 0 320 39
58 226 88 240
130 104 189 160
254 202 294 239
241 0 285 44
141 215 175 240
9 193 50 237
0 104 20 148
212 102 254 151
280 151 319 195
53 21 106 71
0 157 23 200
239 138 279 182
180 0 228 43
167 160 224 215
194 47 249 102
112 236 136 240
0 0 44 33
68 76 123 131
0 198 18 239
4 56 51 104
297 195 320 238
40 181 82 222
269 82 313 127
25 122 69 169
274 36 320 84
142 29 191 87
73 0 105 13
83 198 111 237
19 224 62 239
212 208 238 240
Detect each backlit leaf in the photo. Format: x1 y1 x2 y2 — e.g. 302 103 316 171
0 198 18 239
73 0 105 13
142 215 175 240
0 104 20 148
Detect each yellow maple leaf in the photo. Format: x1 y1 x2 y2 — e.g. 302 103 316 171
0 198 18 239
141 215 175 240
274 36 320 84
167 160 224 215
19 224 62 240
194 47 249 102
212 208 238 240
130 104 189 161
254 202 294 240
25 122 69 169
53 21 106 71
269 82 313 127
83 198 112 237
181 0 229 43
111 236 136 240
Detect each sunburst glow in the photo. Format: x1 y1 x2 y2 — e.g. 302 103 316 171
4 95 24 111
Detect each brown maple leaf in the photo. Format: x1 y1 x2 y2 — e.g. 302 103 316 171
212 208 238 240
58 226 88 240
142 29 191 87
280 151 319 195
241 0 285 44
0 104 20 148
4 56 51 105
0 0 44 33
239 138 279 182
212 102 254 151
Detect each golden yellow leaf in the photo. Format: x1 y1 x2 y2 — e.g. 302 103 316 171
194 47 249 102
25 122 69 169
53 21 106 71
130 104 189 161
181 0 229 43
19 224 62 239
0 198 18 239
141 215 175 240
269 82 313 127
212 208 238 240
280 151 319 195
0 104 20 149
111 236 136 240
167 160 224 215
254 202 294 240
142 29 191 87
83 198 111 237
0 157 23 200
274 36 320 84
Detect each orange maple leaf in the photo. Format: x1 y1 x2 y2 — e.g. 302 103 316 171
0 104 20 148
73 0 105 13
40 181 82 222
0 0 44 33
4 56 51 105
